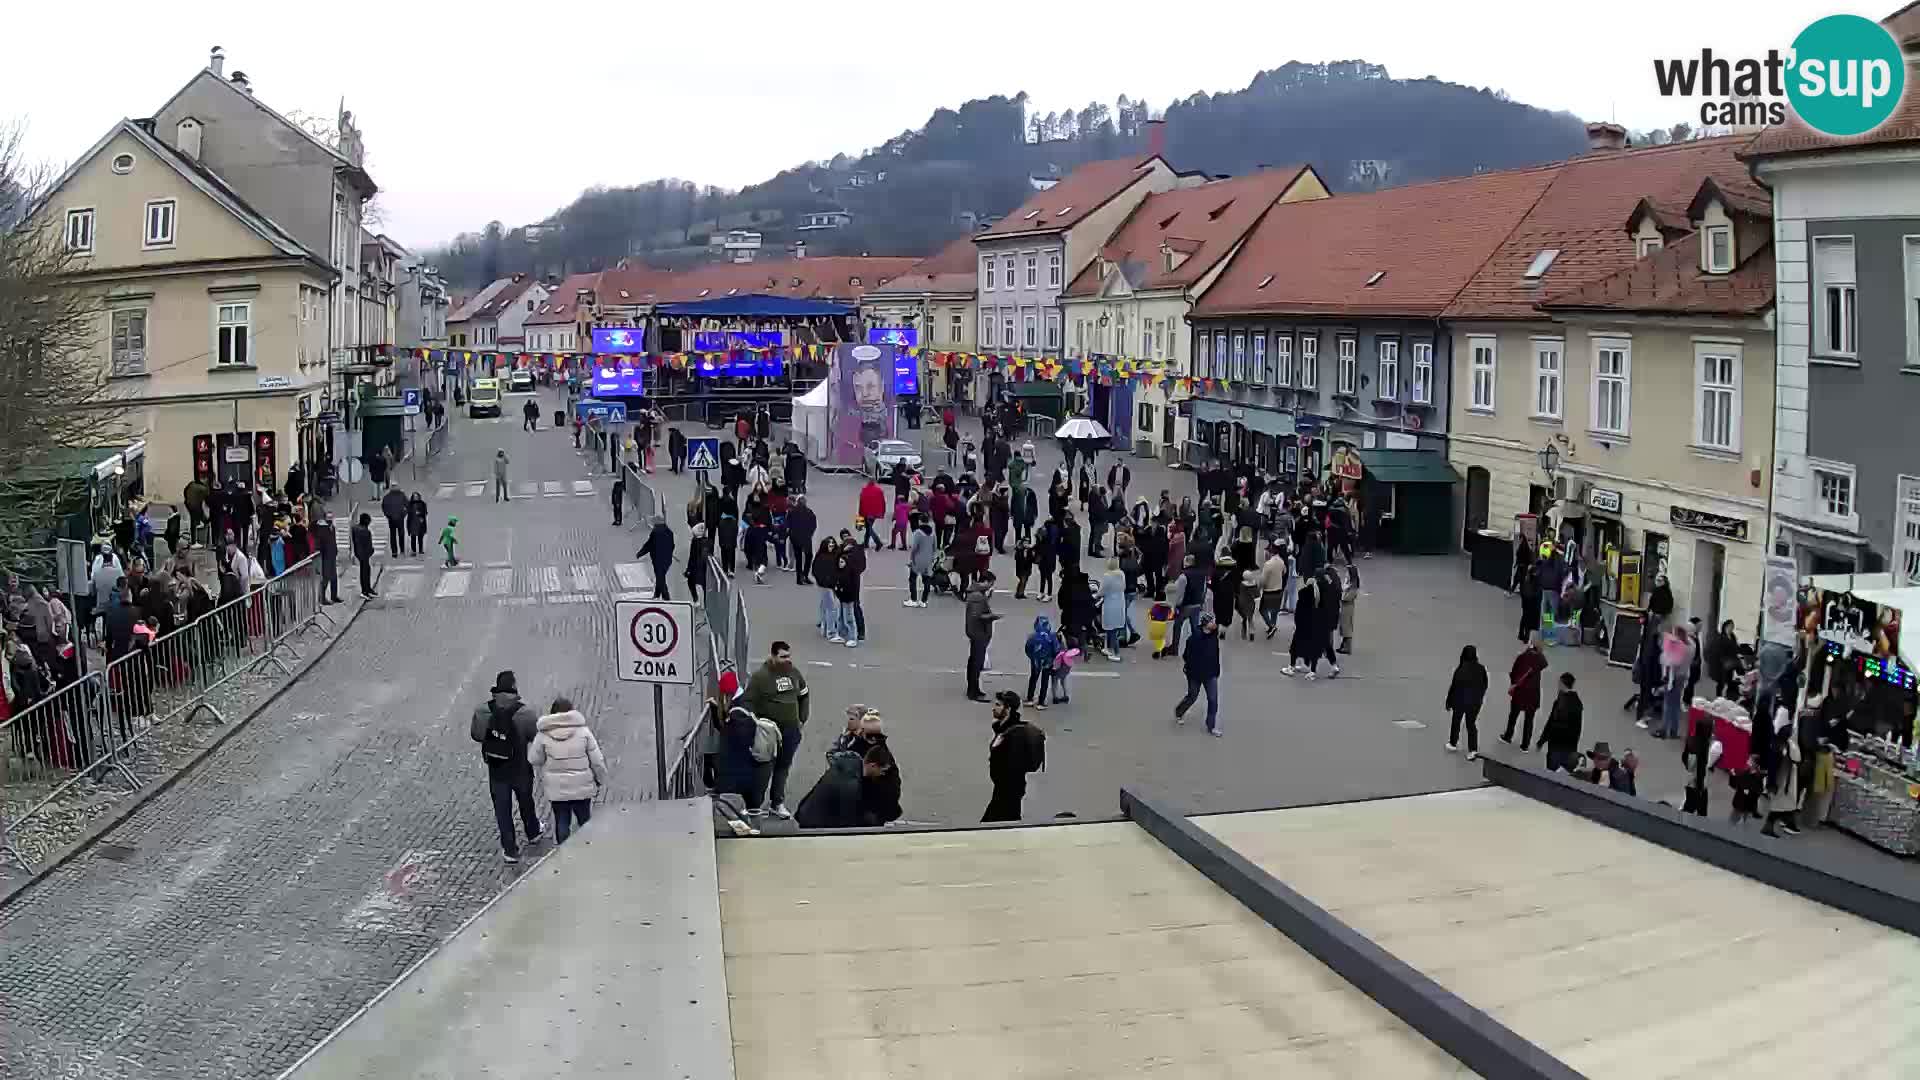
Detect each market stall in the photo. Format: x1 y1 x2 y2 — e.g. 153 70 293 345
1800 579 1917 855
1827 736 1920 856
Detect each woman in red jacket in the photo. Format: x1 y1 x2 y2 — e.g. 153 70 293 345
1500 632 1551 750
857 480 887 551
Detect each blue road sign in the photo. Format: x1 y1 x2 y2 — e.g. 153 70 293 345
686 437 721 471
605 403 628 424
401 388 422 408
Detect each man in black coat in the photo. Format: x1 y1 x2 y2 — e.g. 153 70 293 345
637 517 675 599
380 487 408 557
787 495 818 584
315 508 341 604
668 427 687 473
350 513 377 598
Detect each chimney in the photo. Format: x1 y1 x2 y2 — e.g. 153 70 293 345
1585 121 1628 152
230 70 251 94
208 46 225 77
793 239 807 259
176 117 202 162
1145 118 1167 158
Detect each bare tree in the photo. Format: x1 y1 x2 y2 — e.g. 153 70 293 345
0 123 130 569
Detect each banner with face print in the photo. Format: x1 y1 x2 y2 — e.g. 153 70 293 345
829 343 898 466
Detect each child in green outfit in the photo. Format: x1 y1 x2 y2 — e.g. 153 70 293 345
439 517 460 567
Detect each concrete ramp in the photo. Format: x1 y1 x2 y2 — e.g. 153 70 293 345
717 822 1466 1078
285 797 733 1080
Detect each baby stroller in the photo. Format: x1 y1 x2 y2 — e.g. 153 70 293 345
926 551 956 597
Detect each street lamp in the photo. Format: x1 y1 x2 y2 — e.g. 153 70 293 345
1536 442 1560 479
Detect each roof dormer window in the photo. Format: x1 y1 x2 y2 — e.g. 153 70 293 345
1257 274 1274 289
1365 271 1386 287
1055 205 1073 216
1637 236 1663 258
1523 249 1561 279
1023 209 1040 220
1703 226 1733 274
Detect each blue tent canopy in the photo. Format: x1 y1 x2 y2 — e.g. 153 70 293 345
654 294 854 318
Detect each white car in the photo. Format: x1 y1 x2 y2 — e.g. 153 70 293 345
863 439 921 477
508 370 535 393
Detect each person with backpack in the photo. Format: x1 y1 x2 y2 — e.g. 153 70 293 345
527 695 609 843
746 641 812 820
469 670 542 863
982 690 1044 822
1444 645 1489 760
1173 610 1224 736
1024 615 1060 710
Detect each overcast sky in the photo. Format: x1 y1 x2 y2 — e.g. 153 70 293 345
3 0 1817 251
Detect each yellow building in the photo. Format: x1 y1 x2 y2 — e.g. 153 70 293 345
28 118 333 501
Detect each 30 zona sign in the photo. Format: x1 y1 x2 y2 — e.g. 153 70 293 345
615 600 693 684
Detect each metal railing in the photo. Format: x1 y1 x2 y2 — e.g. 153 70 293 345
622 463 659 526
426 416 450 460
0 556 334 872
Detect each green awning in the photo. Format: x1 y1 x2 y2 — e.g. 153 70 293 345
12 446 120 484
1004 380 1063 399
1357 449 1458 485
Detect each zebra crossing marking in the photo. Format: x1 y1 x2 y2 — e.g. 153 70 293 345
570 565 604 592
384 570 422 599
612 562 652 591
465 482 485 498
482 568 513 595
535 566 562 594
516 482 538 497
572 480 594 496
547 593 593 604
436 484 457 499
433 570 471 598
542 481 564 498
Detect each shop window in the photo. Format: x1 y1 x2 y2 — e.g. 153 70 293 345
1468 335 1496 412
1898 475 1920 585
1694 343 1740 451
1810 459 1857 531
1137 402 1154 433
1813 236 1856 358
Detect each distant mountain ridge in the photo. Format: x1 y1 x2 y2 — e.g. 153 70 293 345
426 60 1589 290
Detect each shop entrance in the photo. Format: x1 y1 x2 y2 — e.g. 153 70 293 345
1691 538 1725 630
1528 483 1551 517
1464 466 1490 546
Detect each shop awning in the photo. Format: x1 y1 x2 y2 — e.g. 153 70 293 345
12 445 125 484
1357 449 1457 485
654 295 854 318
1004 381 1064 399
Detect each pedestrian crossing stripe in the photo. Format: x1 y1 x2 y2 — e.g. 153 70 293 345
535 566 562 593
571 565 604 592
437 484 458 499
385 570 422 598
612 562 653 591
516 482 537 497
434 570 471 598
482 568 513 595
465 482 485 497
542 481 565 497
573 480 594 496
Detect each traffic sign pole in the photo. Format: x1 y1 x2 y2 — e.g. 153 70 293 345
653 683 667 797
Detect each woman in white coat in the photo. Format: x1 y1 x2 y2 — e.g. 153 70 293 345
529 696 610 843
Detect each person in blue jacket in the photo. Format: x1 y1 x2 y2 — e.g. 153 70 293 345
1173 610 1223 736
1024 615 1060 709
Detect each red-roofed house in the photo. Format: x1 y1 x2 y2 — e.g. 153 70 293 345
1444 130 1778 609
1059 165 1329 457
860 236 981 402
974 123 1199 372
524 272 602 354
1184 164 1561 551
1741 6 1920 583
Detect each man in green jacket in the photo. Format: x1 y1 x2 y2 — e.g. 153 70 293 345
746 640 811 818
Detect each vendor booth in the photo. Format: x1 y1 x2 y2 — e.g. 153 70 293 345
1801 577 1917 855
1351 449 1458 555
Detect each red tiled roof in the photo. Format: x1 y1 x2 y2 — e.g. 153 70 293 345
474 275 537 318
645 256 919 305
1538 231 1774 317
526 272 601 326
1442 136 1765 320
1888 1 1920 46
1193 167 1559 318
598 263 676 307
863 235 979 297
974 156 1166 240
1063 166 1318 299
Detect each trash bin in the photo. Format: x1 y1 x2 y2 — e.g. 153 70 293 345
554 410 565 428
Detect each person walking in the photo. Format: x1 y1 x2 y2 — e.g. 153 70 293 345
1281 571 1322 677
611 472 626 527
858 477 887 551
470 670 542 863
1023 615 1060 709
1444 645 1489 760
1316 566 1345 678
406 491 429 556
906 514 935 608
315 508 342 604
963 571 1001 701
746 640 812 819
522 397 539 432
668 427 687 473
637 516 675 599
787 495 818 585
1173 611 1224 736
1258 545 1288 640
492 448 512 502
1705 619 1741 700
439 516 461 568
1033 515 1060 604
813 535 840 637
350 513 377 599
716 498 740 576
982 691 1044 822
1517 567 1542 643
1161 555 1208 659
528 695 608 843
1538 673 1584 773
1097 557 1127 661
381 486 407 557
1500 633 1550 750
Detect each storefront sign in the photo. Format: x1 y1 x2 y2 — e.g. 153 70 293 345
1294 417 1322 435
223 446 250 463
257 374 291 389
1329 444 1363 481
1669 505 1748 542
1227 408 1245 421
1587 486 1623 514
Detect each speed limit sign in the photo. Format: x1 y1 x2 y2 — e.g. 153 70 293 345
615 600 693 684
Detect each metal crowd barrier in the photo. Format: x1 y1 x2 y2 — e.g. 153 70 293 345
0 556 333 872
426 417 450 460
622 464 659 526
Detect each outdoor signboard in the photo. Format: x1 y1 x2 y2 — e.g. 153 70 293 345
591 327 647 353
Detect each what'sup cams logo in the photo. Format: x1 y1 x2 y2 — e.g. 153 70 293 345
1654 14 1906 136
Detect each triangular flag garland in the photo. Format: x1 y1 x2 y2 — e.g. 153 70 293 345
385 344 1204 392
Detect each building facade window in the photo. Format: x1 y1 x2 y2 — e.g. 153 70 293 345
1907 237 1920 367
1298 335 1318 390
1335 336 1357 395
982 257 994 292
1025 254 1037 288
65 208 94 253
1137 401 1154 433
1591 338 1630 435
110 309 147 376
1003 316 1014 347
1045 312 1059 350
1410 341 1433 404
1274 334 1294 386
1694 344 1741 451
1048 252 1061 287
1637 235 1664 258
949 312 961 345
1813 236 1857 358
1003 260 1015 289
1898 475 1920 585
1704 226 1733 272
1809 459 1857 531
981 312 994 347
1376 339 1399 399
1532 338 1563 419
216 302 251 366
1251 334 1267 384
1232 332 1247 380
1074 319 1085 356
1142 323 1155 359
1023 314 1036 348
143 199 176 248
1468 335 1496 411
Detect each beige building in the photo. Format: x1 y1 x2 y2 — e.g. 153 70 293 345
1059 166 1328 458
31 119 334 501
1448 158 1777 633
858 235 978 403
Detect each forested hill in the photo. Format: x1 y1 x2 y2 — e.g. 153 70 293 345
427 61 1589 290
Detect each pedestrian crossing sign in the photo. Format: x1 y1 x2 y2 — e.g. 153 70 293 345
687 438 720 471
